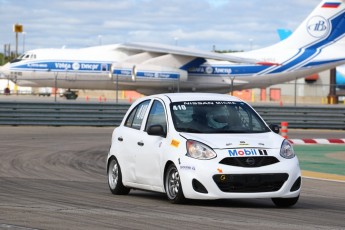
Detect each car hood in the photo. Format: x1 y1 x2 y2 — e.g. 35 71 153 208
180 132 284 149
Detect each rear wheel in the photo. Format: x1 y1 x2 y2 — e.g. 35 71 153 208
272 196 299 207
165 164 186 204
108 158 130 195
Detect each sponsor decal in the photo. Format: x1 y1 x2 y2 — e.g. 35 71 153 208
72 62 80 70
17 61 104 71
228 149 268 157
27 63 48 68
180 165 195 170
144 72 156 77
183 101 236 106
170 139 180 148
80 63 99 70
188 67 205 73
306 16 330 38
158 73 179 79
215 101 236 105
188 66 233 75
214 67 232 74
54 62 100 70
258 149 268 155
220 175 226 181
188 66 213 74
239 141 249 146
55 62 71 69
217 168 223 173
205 66 213 74
114 69 131 75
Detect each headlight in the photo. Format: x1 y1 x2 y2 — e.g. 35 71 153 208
186 140 217 160
280 139 295 159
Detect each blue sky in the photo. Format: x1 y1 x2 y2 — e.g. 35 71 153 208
0 0 318 52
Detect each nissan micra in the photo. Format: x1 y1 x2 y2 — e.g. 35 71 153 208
107 93 301 207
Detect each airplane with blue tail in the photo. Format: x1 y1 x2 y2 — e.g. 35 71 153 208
277 27 345 88
1 0 345 95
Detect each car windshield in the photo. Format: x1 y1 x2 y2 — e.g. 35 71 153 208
170 101 270 134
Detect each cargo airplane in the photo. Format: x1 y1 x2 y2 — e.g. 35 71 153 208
1 0 345 95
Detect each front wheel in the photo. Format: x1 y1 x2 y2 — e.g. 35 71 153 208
165 164 186 204
272 196 299 207
107 158 130 195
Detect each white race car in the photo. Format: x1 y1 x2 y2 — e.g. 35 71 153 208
107 93 301 207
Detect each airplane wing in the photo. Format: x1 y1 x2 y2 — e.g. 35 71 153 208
118 42 259 64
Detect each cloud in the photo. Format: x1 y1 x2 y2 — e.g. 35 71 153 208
0 0 318 52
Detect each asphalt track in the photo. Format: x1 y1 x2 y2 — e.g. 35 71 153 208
0 127 344 230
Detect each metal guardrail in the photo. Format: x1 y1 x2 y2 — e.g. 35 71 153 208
254 106 345 129
0 101 344 129
0 101 130 126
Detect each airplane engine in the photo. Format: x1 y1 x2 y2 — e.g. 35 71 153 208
109 63 187 82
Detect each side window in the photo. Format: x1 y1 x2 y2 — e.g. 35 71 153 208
124 100 150 129
145 100 167 133
125 107 137 127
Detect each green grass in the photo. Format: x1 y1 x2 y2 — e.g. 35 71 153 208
294 145 345 176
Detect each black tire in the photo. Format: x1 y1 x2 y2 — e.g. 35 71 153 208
272 196 299 207
107 157 130 195
165 164 186 204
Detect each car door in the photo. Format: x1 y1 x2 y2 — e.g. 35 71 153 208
116 99 151 183
135 99 168 188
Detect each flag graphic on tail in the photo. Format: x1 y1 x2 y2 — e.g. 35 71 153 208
322 2 342 8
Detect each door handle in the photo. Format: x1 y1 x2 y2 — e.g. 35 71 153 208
118 137 123 141
137 141 144 146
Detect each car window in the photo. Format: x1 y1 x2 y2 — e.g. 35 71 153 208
145 100 167 133
171 101 270 133
125 100 150 129
237 105 264 131
125 107 137 127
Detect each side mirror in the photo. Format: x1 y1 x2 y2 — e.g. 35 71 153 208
269 124 280 134
147 124 166 137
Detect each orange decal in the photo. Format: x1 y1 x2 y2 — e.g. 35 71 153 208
217 168 223 173
171 139 180 148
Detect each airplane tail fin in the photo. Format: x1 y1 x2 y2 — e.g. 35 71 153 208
277 29 292 41
282 0 345 49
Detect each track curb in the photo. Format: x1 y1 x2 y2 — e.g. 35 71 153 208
289 138 345 144
302 170 345 182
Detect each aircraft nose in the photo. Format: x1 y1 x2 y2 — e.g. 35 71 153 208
0 63 10 79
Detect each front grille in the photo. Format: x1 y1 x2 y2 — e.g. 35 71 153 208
213 173 289 193
219 156 279 167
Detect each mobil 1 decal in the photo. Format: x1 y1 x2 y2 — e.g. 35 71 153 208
228 148 268 157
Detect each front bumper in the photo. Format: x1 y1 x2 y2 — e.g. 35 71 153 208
178 155 301 200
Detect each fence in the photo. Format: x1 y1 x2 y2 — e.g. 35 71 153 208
1 81 345 105
0 101 344 129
